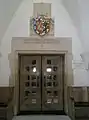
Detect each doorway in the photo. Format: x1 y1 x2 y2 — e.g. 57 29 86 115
19 55 65 113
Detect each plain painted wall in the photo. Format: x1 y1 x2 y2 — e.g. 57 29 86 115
0 0 84 86
79 0 89 52
62 0 80 32
0 0 23 41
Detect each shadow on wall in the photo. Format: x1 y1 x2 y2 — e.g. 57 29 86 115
62 0 80 31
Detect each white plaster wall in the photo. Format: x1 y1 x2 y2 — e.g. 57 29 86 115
76 0 89 86
62 0 84 47
63 0 89 52
62 0 80 32
73 69 89 86
0 0 23 41
79 0 89 52
0 0 83 86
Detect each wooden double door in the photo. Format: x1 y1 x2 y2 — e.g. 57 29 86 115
19 55 64 112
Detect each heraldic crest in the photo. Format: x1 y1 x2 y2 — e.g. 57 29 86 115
30 15 54 36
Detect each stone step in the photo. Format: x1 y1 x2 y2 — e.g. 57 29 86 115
12 115 71 120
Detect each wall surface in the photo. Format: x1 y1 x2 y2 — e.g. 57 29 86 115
62 0 81 33
0 0 23 41
0 0 84 86
79 0 89 52
63 0 89 53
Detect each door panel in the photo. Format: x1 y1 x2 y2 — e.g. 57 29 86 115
42 56 64 111
19 56 41 111
19 55 64 112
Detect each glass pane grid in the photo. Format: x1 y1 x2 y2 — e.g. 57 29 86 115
20 55 63 111
46 90 58 96
45 98 59 104
46 66 59 74
45 81 59 88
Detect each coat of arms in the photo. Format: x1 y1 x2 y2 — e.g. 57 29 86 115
31 15 53 36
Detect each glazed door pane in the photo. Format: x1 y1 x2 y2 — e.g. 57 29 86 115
42 56 64 111
19 56 41 111
19 55 64 112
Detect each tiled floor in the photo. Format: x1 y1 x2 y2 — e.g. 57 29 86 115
12 115 71 120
